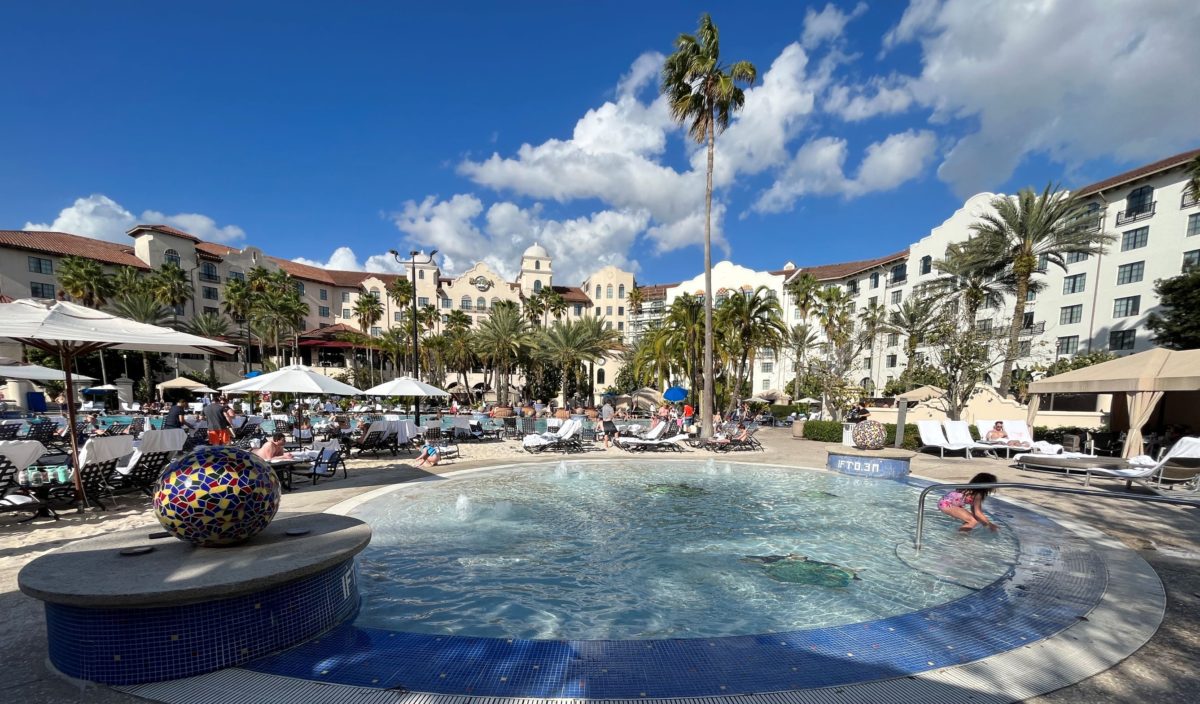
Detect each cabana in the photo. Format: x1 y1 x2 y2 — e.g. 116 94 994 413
1026 348 1200 458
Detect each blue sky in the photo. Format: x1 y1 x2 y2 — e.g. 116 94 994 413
4 1 1197 286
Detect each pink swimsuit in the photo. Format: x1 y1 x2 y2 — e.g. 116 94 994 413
938 490 968 511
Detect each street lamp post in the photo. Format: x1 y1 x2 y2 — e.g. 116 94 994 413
389 248 437 425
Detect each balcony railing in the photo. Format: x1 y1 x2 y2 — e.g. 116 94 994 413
1115 202 1155 226
1020 321 1046 336
885 275 907 287
197 272 221 283
1183 190 1198 209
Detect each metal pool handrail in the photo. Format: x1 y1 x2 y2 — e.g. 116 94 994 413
914 482 1200 551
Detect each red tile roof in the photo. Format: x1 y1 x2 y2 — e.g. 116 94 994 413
793 249 908 281
0 230 150 269
1074 147 1200 197
552 285 592 304
298 322 360 338
127 224 201 242
636 283 677 302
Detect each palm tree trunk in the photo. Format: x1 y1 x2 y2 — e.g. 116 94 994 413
701 118 716 438
999 275 1029 397
142 352 152 403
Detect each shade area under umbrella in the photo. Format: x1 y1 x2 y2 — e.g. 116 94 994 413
219 364 362 396
362 377 449 397
663 386 688 402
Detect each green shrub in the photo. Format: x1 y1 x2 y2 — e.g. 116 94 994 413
801 419 921 451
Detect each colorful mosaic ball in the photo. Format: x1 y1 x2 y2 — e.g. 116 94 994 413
153 446 281 547
852 420 887 451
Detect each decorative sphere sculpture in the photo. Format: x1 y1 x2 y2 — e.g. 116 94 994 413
153 446 281 547
852 420 887 450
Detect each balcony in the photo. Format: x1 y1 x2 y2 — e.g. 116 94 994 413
1019 321 1046 336
1115 202 1155 226
885 275 907 288
1183 190 1198 210
197 271 221 283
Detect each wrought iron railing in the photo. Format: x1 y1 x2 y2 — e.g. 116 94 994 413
1116 202 1155 225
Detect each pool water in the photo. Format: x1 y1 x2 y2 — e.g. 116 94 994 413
349 460 1020 640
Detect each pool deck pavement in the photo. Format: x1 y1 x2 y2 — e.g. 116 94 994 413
1 428 1198 703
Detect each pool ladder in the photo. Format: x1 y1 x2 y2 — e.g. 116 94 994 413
914 482 1200 551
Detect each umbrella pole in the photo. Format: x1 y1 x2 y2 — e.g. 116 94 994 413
60 350 87 506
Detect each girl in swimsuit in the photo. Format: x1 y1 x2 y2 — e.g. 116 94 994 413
938 472 1000 533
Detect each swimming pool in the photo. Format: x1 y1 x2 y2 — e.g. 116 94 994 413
350 459 1019 640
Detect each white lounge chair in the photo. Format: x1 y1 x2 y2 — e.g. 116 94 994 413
916 420 976 458
617 433 688 452
1081 437 1200 491
942 420 1001 459
523 419 582 453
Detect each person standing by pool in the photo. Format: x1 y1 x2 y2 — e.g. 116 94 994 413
938 472 1000 533
204 395 233 446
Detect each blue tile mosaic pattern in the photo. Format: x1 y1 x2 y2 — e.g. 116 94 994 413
45 558 358 685
248 498 1107 699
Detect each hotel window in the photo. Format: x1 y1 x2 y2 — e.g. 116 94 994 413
341 308 350 318
1185 250 1200 272
617 321 624 331
341 291 350 302
319 288 327 301
1059 305 1082 325
296 281 306 295
887 332 899 346
368 287 378 299
460 296 472 310
1063 273 1086 294
1121 227 1149 251
870 272 880 288
618 284 625 299
533 280 542 293
370 327 382 337
418 297 429 307
27 256 53 274
1022 311 1034 328
30 282 55 299
163 249 180 267
418 269 425 280
863 357 872 369
202 286 219 300
319 306 330 318
1116 261 1144 285
1026 289 1037 302
595 284 601 298
869 296 877 307
1018 340 1032 357
984 293 1000 309
574 304 582 315
441 297 451 309
1188 214 1200 237
199 261 219 282
606 284 614 299
606 321 612 330
890 290 901 304
477 297 486 310
1109 329 1136 351
886 354 897 368
597 369 606 384
1056 336 1079 356
1113 296 1140 318
535 261 540 270
618 306 624 315
203 306 219 316
595 306 602 314
920 255 932 275
847 279 859 294
976 319 992 332
761 362 773 373
1065 251 1090 264
393 312 402 322
606 306 613 315
228 270 244 282
1125 185 1153 216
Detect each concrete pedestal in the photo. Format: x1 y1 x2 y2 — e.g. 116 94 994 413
18 513 370 685
825 445 914 479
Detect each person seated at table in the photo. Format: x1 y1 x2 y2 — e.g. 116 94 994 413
253 432 293 461
985 421 1030 448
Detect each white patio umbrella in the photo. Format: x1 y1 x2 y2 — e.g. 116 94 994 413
0 364 95 382
363 376 449 397
0 298 236 499
218 364 363 396
190 386 218 394
85 384 120 392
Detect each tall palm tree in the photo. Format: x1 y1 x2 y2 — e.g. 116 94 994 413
56 256 114 307
445 309 472 334
538 317 621 406
787 323 820 402
352 292 384 381
110 266 144 297
544 290 568 323
960 184 1114 394
443 328 476 397
715 286 786 407
662 13 756 438
662 294 705 405
474 304 532 405
151 262 192 324
887 296 938 362
522 290 547 327
112 289 173 401
857 299 888 385
222 277 255 372
626 286 644 316
184 313 232 382
387 277 414 311
252 271 308 368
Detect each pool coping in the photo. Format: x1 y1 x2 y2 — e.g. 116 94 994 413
116 462 1165 704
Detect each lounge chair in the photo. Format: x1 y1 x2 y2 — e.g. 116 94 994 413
617 432 689 452
1080 437 1200 491
109 429 185 496
942 420 1000 459
349 421 389 457
293 440 348 485
916 420 977 458
0 441 57 521
0 424 20 441
61 435 136 510
523 419 583 453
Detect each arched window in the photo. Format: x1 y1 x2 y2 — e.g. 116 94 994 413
461 296 472 310
418 270 425 280
533 280 543 293
295 281 305 295
1126 185 1154 216
163 249 180 267
920 255 932 275
618 284 625 299
370 288 380 299
200 261 217 278
535 260 541 270
490 297 499 308
606 284 613 299
597 369 606 385
595 284 601 298
870 272 880 288
476 297 486 310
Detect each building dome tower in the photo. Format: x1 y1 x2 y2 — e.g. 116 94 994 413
517 241 553 296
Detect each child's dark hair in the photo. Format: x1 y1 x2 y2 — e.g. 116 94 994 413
968 472 998 498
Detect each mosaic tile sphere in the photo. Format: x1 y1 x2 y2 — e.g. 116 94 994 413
852 419 887 450
153 446 281 547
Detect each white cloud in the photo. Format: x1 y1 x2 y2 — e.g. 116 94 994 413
753 130 937 212
886 0 1200 197
802 2 869 49
26 193 245 244
824 76 913 121
617 51 664 98
293 246 409 274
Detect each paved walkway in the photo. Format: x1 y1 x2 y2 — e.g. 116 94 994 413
1 429 1197 703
